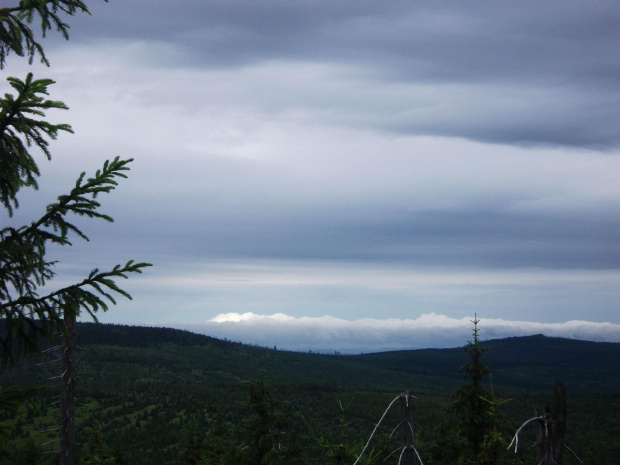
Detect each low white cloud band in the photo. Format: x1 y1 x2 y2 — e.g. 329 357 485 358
174 312 620 353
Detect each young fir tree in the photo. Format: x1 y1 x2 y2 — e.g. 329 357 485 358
237 367 304 465
316 398 358 465
452 316 492 461
431 316 507 465
200 412 240 465
178 417 204 465
1 1 150 462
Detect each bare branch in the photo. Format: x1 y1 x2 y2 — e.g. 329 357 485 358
353 394 400 465
564 445 583 464
508 415 544 453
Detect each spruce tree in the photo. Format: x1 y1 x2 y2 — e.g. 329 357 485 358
450 316 492 463
430 316 500 465
1 1 150 462
238 368 304 465
0 0 151 363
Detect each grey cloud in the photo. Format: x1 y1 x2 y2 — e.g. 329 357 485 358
57 0 620 148
114 202 617 270
80 1 618 83
13 1 617 333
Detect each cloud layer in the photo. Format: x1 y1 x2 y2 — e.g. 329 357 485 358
72 0 620 148
4 1 618 343
175 312 620 353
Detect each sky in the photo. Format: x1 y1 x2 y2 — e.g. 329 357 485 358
3 0 619 352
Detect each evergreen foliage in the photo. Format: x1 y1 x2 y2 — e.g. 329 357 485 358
200 412 239 465
450 316 493 460
237 367 304 465
0 0 104 68
179 417 204 465
0 72 72 214
431 317 517 465
0 0 151 364
1 323 617 464
314 398 358 465
1 1 149 461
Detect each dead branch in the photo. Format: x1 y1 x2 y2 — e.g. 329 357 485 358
508 415 544 453
353 394 400 465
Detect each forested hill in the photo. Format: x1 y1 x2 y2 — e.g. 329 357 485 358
355 334 620 391
3 323 619 464
73 323 620 392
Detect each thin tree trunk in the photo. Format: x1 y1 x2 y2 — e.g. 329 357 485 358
400 391 416 465
59 310 76 465
535 380 567 465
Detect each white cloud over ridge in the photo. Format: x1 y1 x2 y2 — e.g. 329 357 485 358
175 313 620 354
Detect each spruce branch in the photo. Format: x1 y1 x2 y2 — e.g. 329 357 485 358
16 156 133 243
0 156 137 306
0 259 151 364
1 73 73 215
1 0 107 68
0 157 151 364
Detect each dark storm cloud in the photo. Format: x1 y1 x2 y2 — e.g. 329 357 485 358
65 0 620 148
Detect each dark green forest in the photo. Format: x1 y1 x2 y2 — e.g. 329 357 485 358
1 323 619 464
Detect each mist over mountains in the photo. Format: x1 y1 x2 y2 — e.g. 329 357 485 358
168 312 620 353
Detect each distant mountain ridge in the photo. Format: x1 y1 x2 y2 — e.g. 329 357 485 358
70 323 619 392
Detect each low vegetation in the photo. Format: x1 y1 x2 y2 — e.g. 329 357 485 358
1 321 619 464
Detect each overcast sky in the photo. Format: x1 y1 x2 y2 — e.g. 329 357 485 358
4 0 619 351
